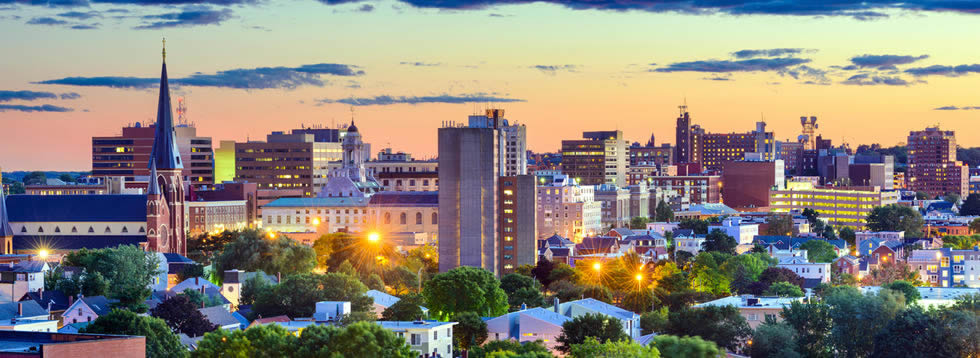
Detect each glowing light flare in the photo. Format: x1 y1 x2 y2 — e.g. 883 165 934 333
368 232 380 243
38 249 49 259
592 262 601 271
635 273 643 281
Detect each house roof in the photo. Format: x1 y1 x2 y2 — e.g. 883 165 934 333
608 228 634 237
366 290 400 308
755 236 847 250
688 203 737 216
520 307 572 327
541 234 574 248
171 277 222 293
547 247 571 257
20 290 70 312
79 296 112 316
578 237 618 253
368 192 438 206
263 197 368 208
199 306 240 328
5 195 148 222
636 333 658 346
563 298 638 321
231 312 250 330
13 235 147 251
250 315 291 326
0 301 47 320
0 261 46 273
162 253 194 264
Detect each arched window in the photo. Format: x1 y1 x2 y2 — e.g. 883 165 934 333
384 212 391 224
400 213 407 225
432 212 438 225
416 212 423 225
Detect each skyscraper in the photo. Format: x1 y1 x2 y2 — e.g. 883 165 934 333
561 130 628 186
498 175 536 275
675 105 693 164
908 127 969 198
468 109 527 176
438 124 498 274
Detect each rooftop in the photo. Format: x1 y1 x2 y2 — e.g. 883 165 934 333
263 197 368 208
5 195 148 222
377 320 457 331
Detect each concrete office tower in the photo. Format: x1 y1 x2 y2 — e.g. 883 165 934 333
92 123 214 190
675 105 693 163
469 109 527 176
498 175 536 275
908 127 969 198
800 116 818 150
561 130 628 187
438 125 499 274
235 131 342 197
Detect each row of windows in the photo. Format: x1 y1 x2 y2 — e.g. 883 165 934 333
19 225 144 234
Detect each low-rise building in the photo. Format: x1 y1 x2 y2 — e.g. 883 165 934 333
485 307 571 353
694 295 804 329
709 217 759 245
777 257 831 287
377 320 457 358
261 197 369 234
554 298 641 340
0 330 146 357
770 181 899 228
365 192 439 245
63 296 112 325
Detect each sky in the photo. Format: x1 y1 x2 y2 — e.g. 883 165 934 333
1 0 980 171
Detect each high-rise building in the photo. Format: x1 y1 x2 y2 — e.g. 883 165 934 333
770 181 899 228
908 127 968 198
234 131 342 197
595 185 630 229
92 123 213 190
673 106 775 171
561 130 628 186
469 109 527 176
675 105 693 163
498 175 536 275
800 116 818 150
438 125 498 274
721 160 784 209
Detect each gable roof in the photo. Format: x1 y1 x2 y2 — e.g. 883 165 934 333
79 296 113 316
231 311 250 330
0 301 47 320
0 261 47 273
541 234 574 248
366 290 400 308
608 228 634 237
199 306 240 328
20 290 70 312
249 315 291 327
563 298 638 321
578 237 618 253
5 195 148 222
162 253 194 264
520 307 572 327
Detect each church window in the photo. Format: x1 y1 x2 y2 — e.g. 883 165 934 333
71 227 78 233
432 213 438 225
400 213 407 225
139 227 145 233
105 227 112 234
54 227 61 233
416 212 423 225
20 227 26 233
122 227 129 233
37 227 43 233
384 213 391 224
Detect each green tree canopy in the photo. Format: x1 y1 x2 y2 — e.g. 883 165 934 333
454 311 489 350
799 240 837 263
63 245 161 312
630 216 651 230
825 286 906 357
665 305 751 352
882 280 920 304
569 337 660 358
679 218 711 235
764 281 804 297
640 307 669 335
653 335 722 358
780 301 832 358
83 309 187 358
194 322 415 358
381 293 425 321
423 266 508 321
251 272 373 319
556 313 628 353
766 213 794 236
688 252 731 296
468 339 553 358
655 200 674 222
213 230 316 279
751 323 800 358
865 204 924 237
701 229 737 255
500 273 545 311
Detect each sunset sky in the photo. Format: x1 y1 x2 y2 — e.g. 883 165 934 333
2 0 980 170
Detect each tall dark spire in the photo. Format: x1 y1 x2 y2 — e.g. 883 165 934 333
149 38 183 170
0 186 13 237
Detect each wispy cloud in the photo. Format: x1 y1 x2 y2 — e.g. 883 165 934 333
0 104 73 113
531 64 578 74
934 105 980 111
319 93 526 106
905 64 980 77
135 6 232 29
840 73 913 86
849 54 928 69
400 61 443 67
653 57 811 73
26 17 68 26
731 48 809 59
57 10 100 20
36 63 364 90
0 90 58 102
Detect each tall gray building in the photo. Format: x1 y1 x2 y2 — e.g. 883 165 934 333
438 125 499 274
469 109 527 176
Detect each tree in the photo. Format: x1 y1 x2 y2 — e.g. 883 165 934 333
665 305 751 352
239 271 271 306
751 323 800 358
882 280 920 304
381 294 425 321
186 230 237 265
548 263 578 286
550 280 586 302
640 307 669 335
766 213 794 236
962 194 980 216
556 313 628 353
45 266 80 297
653 335 721 358
213 230 316 279
469 340 553 358
802 208 823 232
531 259 555 287
58 173 75 183
83 309 187 358
622 289 657 314
688 253 730 296
764 281 804 297
655 200 674 222
500 273 545 311
81 271 109 297
866 204 924 237
822 225 837 240
860 259 919 286
870 306 978 358
944 192 961 204
63 245 161 312
21 171 47 185
365 273 385 291
569 337 660 358
799 240 837 263
720 253 775 281
701 229 737 254
838 227 857 254
180 288 224 308
825 286 905 358
630 216 650 230
583 285 614 303
196 322 415 357
781 301 832 358
678 218 710 235
387 266 420 295
423 267 508 321
176 264 206 284
755 267 804 295
454 311 489 351
251 272 373 319
151 295 217 337
312 233 335 270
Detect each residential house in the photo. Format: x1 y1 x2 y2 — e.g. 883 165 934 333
576 236 620 255
553 298 641 340
365 289 428 319
0 301 57 332
0 261 49 300
247 315 291 329
694 295 803 329
709 217 759 245
832 255 864 278
377 320 457 358
152 252 196 291
868 241 905 267
606 228 634 240
314 301 350 322
538 235 575 264
646 222 679 236
63 296 112 324
485 307 571 352
755 236 848 258
673 231 705 256
19 290 70 325
221 270 279 309
777 257 830 288
199 306 242 331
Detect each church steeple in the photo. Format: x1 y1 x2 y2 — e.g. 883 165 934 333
149 38 183 170
147 160 161 195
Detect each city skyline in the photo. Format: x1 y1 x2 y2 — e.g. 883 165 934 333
3 1 980 170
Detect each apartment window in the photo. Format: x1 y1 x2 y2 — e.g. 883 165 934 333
384 213 391 224
410 334 421 345
400 213 407 225
432 213 438 225
416 212 423 225
433 330 438 340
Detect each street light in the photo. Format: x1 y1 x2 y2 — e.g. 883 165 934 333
592 262 601 272
38 249 49 260
368 232 380 243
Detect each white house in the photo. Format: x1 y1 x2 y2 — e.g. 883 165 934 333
365 290 428 319
314 301 351 322
646 222 680 236
62 296 112 325
709 217 759 245
777 257 830 285
378 320 457 358
554 298 641 340
674 235 706 256
485 307 570 352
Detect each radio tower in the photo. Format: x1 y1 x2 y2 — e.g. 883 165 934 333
176 97 190 127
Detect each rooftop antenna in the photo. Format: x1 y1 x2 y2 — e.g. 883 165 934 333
162 37 166 63
350 106 355 125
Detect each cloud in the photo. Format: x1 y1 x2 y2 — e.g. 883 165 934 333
135 6 232 29
319 93 526 106
357 3 374 11
400 61 442 67
70 23 99 29
904 64 980 77
36 63 364 90
0 104 73 113
60 92 81 100
654 57 811 73
779 64 830 84
849 54 929 69
840 73 912 86
731 48 808 59
934 105 980 110
531 64 578 74
26 17 68 25
57 10 100 19
0 90 58 102
703 75 732 81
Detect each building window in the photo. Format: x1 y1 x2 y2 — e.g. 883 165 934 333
411 334 421 345
416 212 423 225
432 213 438 225
400 213 407 225
384 213 391 224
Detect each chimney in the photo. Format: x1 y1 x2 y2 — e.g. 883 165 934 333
553 297 560 314
68 295 74 306
195 277 199 285
200 301 205 309
17 303 22 316
277 272 281 283
47 301 52 313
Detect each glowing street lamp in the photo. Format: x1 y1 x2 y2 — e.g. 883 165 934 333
368 232 380 243
635 273 643 282
38 249 49 260
592 262 602 272
312 218 320 226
